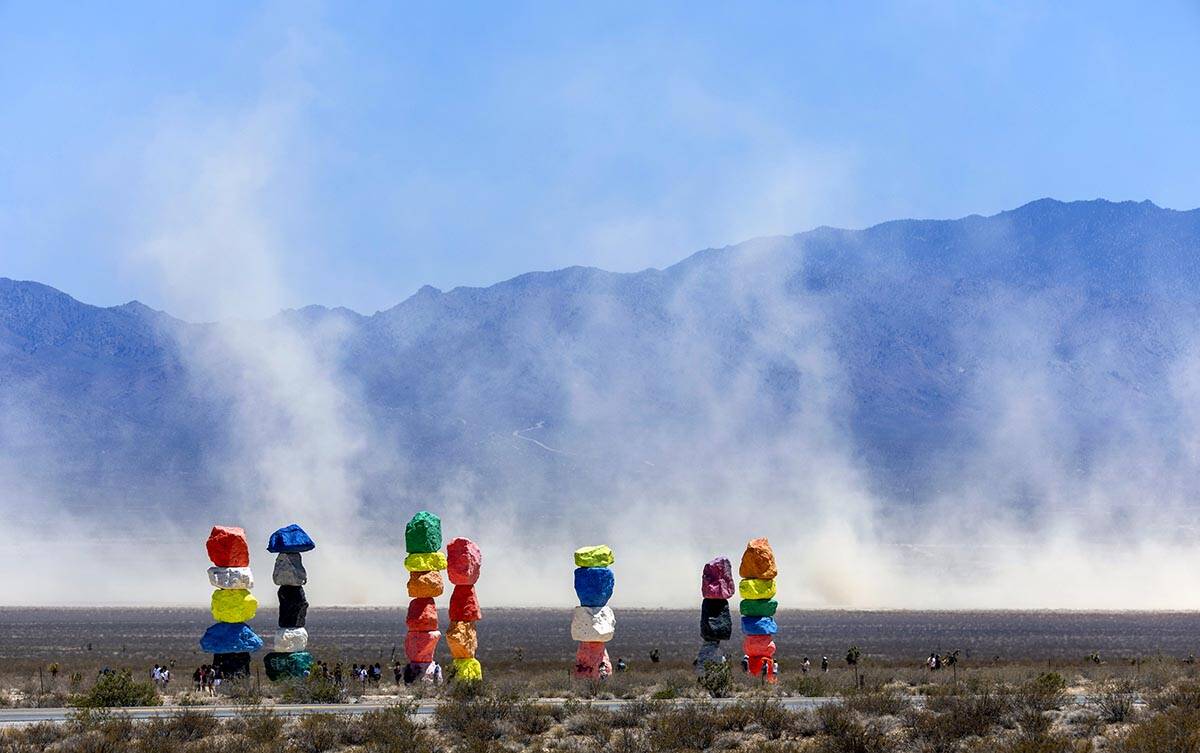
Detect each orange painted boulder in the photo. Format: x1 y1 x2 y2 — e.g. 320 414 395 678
743 634 777 657
739 537 777 579
449 585 482 622
207 526 250 567
406 597 438 631
408 570 444 598
404 630 441 663
446 620 478 659
447 537 482 586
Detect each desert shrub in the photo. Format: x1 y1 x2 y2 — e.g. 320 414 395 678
610 728 652 753
0 721 66 750
921 681 1010 736
509 700 562 734
70 671 160 708
844 688 910 716
1149 679 1200 712
1015 672 1068 713
224 709 285 745
785 673 831 697
608 698 661 729
280 674 344 704
350 703 441 753
290 713 352 753
1113 706 1200 753
646 703 726 750
698 659 733 698
433 692 513 745
1092 679 1137 723
136 709 220 746
814 704 889 753
999 733 1077 753
566 707 617 746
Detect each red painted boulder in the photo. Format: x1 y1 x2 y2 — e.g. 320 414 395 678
747 655 777 682
406 597 438 631
449 584 482 622
447 537 482 586
743 634 777 657
574 641 612 679
207 526 250 567
404 630 441 663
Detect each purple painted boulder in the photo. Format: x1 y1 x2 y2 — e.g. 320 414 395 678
702 557 734 599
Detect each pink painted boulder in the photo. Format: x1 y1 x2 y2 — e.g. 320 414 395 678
701 556 734 599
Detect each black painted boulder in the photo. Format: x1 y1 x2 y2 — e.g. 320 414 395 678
212 652 252 677
700 598 732 642
278 585 309 628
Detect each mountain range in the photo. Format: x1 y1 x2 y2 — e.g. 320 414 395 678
5 198 1200 528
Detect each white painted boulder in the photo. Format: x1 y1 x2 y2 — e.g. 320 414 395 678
274 627 309 652
207 566 254 590
570 605 616 643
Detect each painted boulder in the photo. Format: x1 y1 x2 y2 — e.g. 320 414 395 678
739 598 778 617
272 552 308 586
574 642 612 679
740 616 778 636
447 537 482 586
449 584 482 622
267 524 315 553
700 598 732 642
408 570 444 599
208 566 254 590
211 588 258 623
206 526 250 567
573 545 614 568
404 630 441 663
277 585 309 628
702 557 734 600
574 567 614 607
406 597 438 631
405 511 443 554
738 538 778 580
738 578 777 601
212 651 253 677
743 634 777 657
200 622 263 654
453 657 483 682
274 627 308 652
570 605 616 643
446 620 478 659
404 551 448 572
263 650 314 681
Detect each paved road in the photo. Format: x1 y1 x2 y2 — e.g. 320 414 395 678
0 697 846 725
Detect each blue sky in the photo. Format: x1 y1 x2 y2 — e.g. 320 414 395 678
2 1 1198 318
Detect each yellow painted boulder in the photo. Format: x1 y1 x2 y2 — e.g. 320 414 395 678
453 657 483 682
446 620 478 659
574 545 614 568
738 578 776 600
211 588 258 623
404 552 448 572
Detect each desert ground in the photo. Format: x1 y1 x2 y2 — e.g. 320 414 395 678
3 609 1200 751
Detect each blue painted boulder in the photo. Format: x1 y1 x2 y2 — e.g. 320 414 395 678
740 616 778 636
267 524 315 553
200 622 264 654
574 567 614 607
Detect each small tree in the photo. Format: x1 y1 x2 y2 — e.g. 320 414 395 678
945 650 960 686
846 646 862 688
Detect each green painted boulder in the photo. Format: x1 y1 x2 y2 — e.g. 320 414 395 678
739 598 778 617
263 651 314 681
405 511 443 553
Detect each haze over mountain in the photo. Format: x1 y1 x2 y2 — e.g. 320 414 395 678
5 198 1200 606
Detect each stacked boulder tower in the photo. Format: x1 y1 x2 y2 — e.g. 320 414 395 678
264 524 316 681
201 526 263 677
446 537 484 681
697 556 734 671
738 537 779 683
404 511 447 681
571 545 616 679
